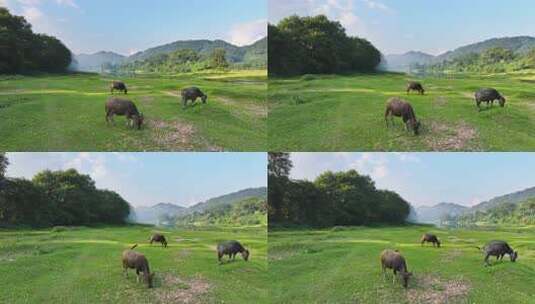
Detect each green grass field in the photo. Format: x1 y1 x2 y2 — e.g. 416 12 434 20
0 70 266 151
0 225 267 304
268 225 535 304
268 72 535 151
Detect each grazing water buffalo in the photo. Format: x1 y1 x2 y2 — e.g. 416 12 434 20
105 97 144 130
475 88 505 111
478 240 518 266
122 244 154 288
407 81 425 95
385 97 421 135
420 233 441 247
150 233 167 248
181 87 207 108
110 80 128 94
380 249 412 288
217 240 249 263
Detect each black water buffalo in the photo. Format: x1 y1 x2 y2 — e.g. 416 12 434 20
407 81 425 95
217 240 249 263
110 80 128 94
181 87 207 108
475 88 505 111
149 233 167 248
478 240 518 266
380 249 412 288
420 233 441 247
105 97 144 130
122 244 154 288
385 97 421 135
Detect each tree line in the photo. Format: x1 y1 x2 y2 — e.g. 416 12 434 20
268 15 382 76
0 8 72 74
0 154 131 227
268 153 410 227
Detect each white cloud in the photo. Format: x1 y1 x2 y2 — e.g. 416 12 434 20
55 0 77 8
0 0 7 7
228 18 267 46
21 5 43 22
361 0 391 12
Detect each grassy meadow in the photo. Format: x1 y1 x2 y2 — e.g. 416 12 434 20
268 72 535 151
0 225 267 304
0 70 266 151
268 225 535 304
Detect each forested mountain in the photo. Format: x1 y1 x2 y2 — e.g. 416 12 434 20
128 37 266 64
132 187 267 225
455 198 535 227
435 36 535 62
133 203 187 225
174 197 267 226
384 51 435 72
188 187 267 213
470 186 535 212
74 37 266 72
415 202 468 224
414 186 535 227
74 51 126 72
384 36 535 72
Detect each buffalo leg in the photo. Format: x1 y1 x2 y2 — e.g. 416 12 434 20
484 254 491 266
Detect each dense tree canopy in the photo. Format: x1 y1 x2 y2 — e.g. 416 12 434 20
268 153 410 227
0 153 8 179
0 7 72 73
0 155 131 227
268 15 382 76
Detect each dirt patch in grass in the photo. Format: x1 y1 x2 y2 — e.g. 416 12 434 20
162 91 180 98
433 96 448 107
440 249 463 263
406 274 470 304
217 96 267 118
424 121 479 151
147 119 221 151
141 95 155 103
154 273 210 304
461 92 475 99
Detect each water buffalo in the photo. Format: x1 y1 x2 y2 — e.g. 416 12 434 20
478 240 518 266
385 97 421 135
407 81 425 95
420 233 441 247
380 249 412 288
110 80 128 94
181 87 207 108
105 97 144 130
217 240 249 264
150 233 167 248
475 88 505 111
122 244 154 288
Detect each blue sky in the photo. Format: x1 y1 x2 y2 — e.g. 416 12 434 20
290 153 535 208
1 0 267 55
5 152 267 207
269 0 535 55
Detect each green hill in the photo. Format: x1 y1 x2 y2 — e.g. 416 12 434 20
436 36 535 62
127 37 267 65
